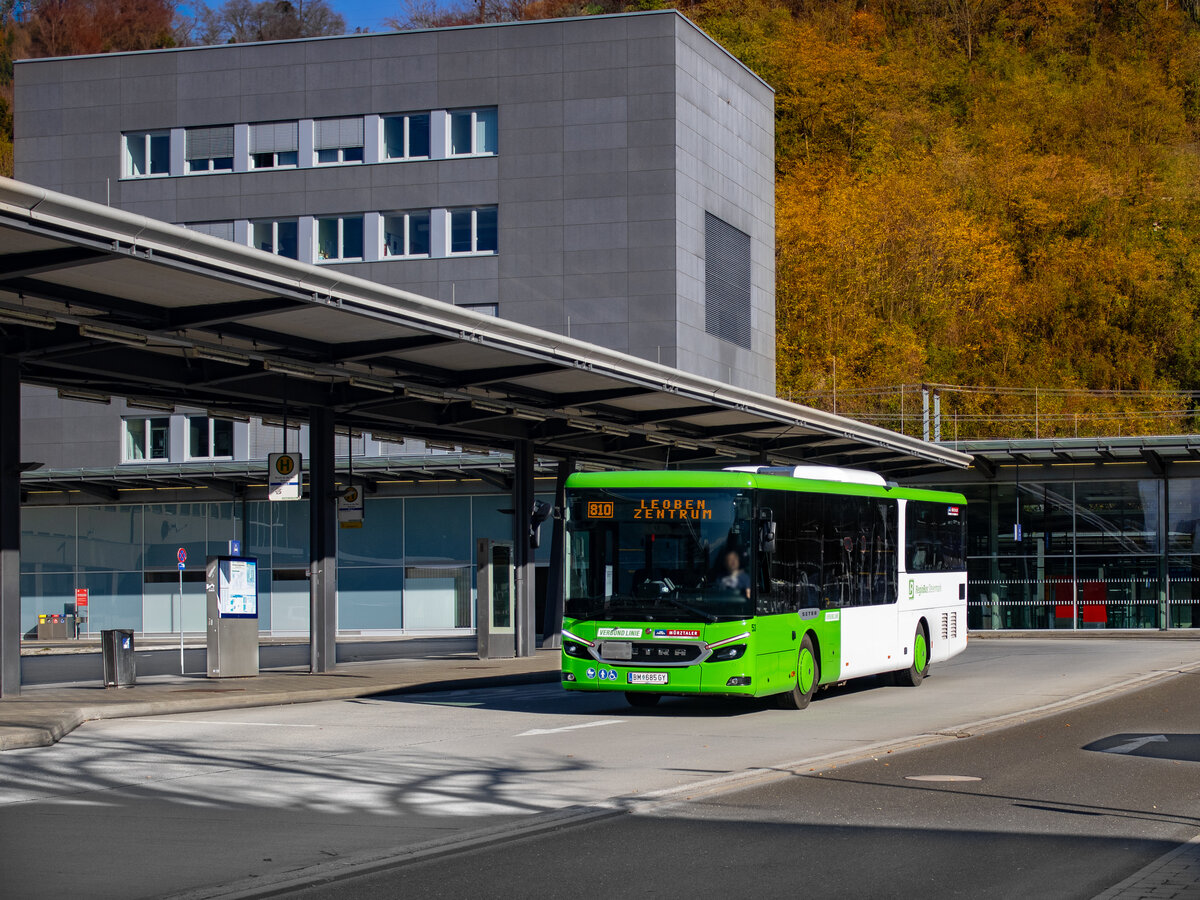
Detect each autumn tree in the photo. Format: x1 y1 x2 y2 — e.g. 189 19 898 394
20 0 177 56
192 0 345 44
386 0 633 30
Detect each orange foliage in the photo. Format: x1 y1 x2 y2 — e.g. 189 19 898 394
21 0 176 57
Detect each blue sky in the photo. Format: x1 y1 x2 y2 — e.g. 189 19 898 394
179 1 412 35
332 0 398 33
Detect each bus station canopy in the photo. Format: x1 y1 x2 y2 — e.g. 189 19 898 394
0 178 971 478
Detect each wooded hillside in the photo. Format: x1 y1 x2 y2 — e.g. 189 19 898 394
690 0 1200 438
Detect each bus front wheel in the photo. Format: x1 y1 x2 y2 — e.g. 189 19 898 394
895 624 930 687
778 634 819 710
625 692 661 708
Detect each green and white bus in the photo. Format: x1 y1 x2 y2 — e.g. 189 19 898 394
561 466 967 709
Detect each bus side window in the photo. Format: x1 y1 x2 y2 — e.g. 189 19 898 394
874 500 898 604
756 506 777 615
758 497 787 615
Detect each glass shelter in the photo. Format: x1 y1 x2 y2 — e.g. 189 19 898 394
913 436 1200 631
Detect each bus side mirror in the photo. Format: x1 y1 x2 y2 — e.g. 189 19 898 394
529 500 553 549
760 520 776 554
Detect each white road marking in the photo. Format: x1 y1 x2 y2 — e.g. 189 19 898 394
517 719 624 737
1102 734 1167 754
146 720 318 727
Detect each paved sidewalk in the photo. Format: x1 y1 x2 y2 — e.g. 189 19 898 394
0 646 561 751
1093 834 1200 900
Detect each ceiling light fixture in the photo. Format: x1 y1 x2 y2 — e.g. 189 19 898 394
0 307 57 330
187 346 252 367
263 359 321 379
470 399 509 414
57 388 111 405
127 396 176 413
370 430 408 445
348 375 395 393
406 386 447 403
78 323 148 346
208 409 252 423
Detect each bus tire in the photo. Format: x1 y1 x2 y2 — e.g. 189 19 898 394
778 634 819 710
625 692 661 708
896 623 930 687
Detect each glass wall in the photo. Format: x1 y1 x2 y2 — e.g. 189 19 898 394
959 475 1192 630
18 492 556 638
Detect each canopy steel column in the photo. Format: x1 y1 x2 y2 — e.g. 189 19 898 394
540 457 573 649
309 406 337 673
513 440 536 657
0 357 19 697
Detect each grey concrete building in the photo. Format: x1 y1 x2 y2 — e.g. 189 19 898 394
7 11 780 640
14 10 776 431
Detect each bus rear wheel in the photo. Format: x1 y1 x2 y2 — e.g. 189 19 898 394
895 624 930 687
778 634 818 710
625 692 661 708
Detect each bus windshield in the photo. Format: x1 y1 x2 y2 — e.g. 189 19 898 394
565 488 756 622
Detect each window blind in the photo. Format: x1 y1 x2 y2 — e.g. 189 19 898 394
187 221 234 242
249 121 298 153
314 117 364 150
184 126 234 160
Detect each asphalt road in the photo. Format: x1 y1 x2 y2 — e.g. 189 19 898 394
300 666 1200 899
19 637 477 683
0 639 1196 900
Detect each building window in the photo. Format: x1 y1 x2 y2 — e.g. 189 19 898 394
383 211 431 257
250 122 299 169
382 113 430 160
317 215 364 261
448 108 497 156
186 221 235 242
185 126 234 173
314 117 364 165
448 206 498 255
704 212 752 350
251 219 299 259
124 417 169 461
459 303 498 317
187 417 234 459
124 131 170 177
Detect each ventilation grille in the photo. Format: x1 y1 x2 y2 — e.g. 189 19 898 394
704 212 752 350
941 611 958 640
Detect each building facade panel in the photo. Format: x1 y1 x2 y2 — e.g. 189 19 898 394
12 13 778 602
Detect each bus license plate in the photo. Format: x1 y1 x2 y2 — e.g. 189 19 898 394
628 672 668 685
602 641 632 660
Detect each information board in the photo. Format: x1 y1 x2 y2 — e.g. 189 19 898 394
218 557 258 618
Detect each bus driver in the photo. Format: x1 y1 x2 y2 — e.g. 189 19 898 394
718 550 751 598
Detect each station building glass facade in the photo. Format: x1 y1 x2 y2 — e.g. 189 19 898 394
19 492 552 638
916 438 1200 631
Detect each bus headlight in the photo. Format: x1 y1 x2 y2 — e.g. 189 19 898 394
710 643 746 662
563 641 591 659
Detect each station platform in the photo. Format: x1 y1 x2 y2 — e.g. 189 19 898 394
1 640 561 751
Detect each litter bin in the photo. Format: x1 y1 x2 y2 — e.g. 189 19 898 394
101 629 135 687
